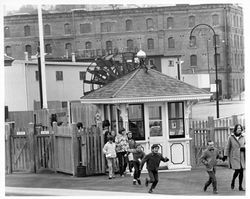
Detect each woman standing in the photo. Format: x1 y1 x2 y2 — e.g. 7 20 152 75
115 128 129 177
224 124 245 191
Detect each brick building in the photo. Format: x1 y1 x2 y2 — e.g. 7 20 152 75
4 4 244 99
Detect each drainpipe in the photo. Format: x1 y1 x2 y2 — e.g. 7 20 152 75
224 6 230 99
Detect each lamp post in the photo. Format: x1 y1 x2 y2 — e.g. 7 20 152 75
190 24 220 118
136 49 147 68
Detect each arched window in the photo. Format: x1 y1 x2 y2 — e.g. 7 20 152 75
85 41 92 49
65 43 72 57
146 18 153 30
25 45 32 58
167 17 174 29
212 14 219 26
45 44 52 54
147 38 154 49
64 23 71 34
188 16 195 27
190 55 197 66
24 25 31 36
106 41 112 53
190 36 196 47
127 39 134 51
5 46 12 56
4 26 10 37
126 19 133 31
168 37 175 48
44 24 51 35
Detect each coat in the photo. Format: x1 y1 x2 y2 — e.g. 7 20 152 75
224 134 245 169
200 147 222 171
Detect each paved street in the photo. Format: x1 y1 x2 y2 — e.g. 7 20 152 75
5 167 246 196
191 99 245 120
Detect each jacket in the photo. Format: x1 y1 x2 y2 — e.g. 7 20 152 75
140 152 168 171
225 134 245 169
103 142 116 158
115 134 129 153
127 148 145 162
200 147 222 171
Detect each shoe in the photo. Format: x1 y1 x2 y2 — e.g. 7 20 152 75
239 187 245 191
108 177 112 179
231 181 235 189
145 178 149 187
213 190 218 194
203 185 208 192
148 189 153 193
137 179 141 185
133 180 136 185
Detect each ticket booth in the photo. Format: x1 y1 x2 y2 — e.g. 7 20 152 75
81 68 211 171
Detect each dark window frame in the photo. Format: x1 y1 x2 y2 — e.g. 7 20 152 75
79 71 86 80
56 71 63 81
125 19 133 31
24 25 31 36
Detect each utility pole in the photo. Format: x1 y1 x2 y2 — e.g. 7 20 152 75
38 4 48 109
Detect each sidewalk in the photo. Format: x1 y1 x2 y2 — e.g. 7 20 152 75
5 167 246 196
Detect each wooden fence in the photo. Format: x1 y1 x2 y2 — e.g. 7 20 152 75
5 121 105 176
189 114 245 166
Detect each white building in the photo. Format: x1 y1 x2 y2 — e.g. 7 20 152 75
5 60 92 111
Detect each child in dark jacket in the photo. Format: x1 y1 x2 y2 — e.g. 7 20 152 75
140 144 169 193
200 140 223 194
127 144 145 185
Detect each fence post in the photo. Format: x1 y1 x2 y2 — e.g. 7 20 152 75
207 117 215 142
71 123 79 176
52 122 58 172
5 123 12 174
232 115 238 126
27 123 35 173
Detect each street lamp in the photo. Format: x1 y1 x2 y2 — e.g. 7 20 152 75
189 23 220 118
136 49 147 70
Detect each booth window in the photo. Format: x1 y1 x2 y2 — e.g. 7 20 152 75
168 102 185 138
128 104 145 141
149 106 162 137
110 105 123 134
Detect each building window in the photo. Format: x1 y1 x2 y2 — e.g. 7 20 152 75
24 25 31 36
80 23 91 33
146 18 153 30
212 14 219 26
168 37 175 48
188 16 195 27
168 60 174 67
110 105 123 134
127 39 134 51
125 19 133 31
62 101 68 108
56 71 63 81
45 44 52 54
65 43 72 57
215 53 220 66
168 102 185 139
35 71 39 81
167 17 174 29
190 55 197 66
147 59 155 66
149 106 162 137
64 23 71 34
213 34 220 46
85 41 92 49
190 36 196 47
44 24 51 35
79 71 86 80
4 26 10 37
106 40 112 54
25 45 32 58
147 38 154 50
5 46 12 56
128 104 145 141
101 22 113 32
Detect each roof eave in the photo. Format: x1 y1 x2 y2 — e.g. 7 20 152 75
80 94 212 104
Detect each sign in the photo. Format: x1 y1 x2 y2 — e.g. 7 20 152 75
41 131 50 135
16 131 25 135
210 84 216 92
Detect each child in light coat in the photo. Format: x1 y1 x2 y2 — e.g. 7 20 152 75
103 137 116 179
